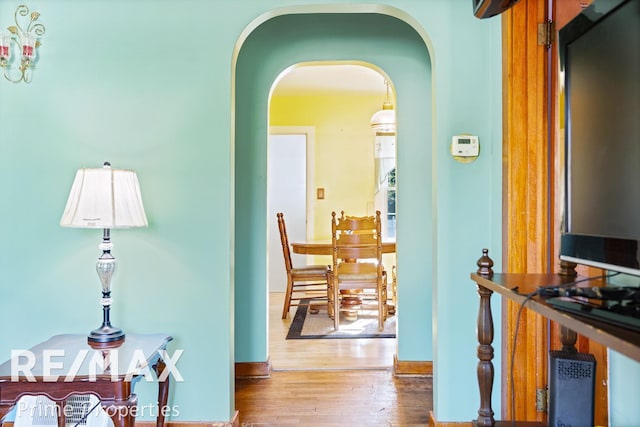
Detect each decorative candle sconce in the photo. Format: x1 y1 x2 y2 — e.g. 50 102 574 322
0 4 45 83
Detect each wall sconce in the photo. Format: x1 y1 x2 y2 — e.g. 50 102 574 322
0 4 45 83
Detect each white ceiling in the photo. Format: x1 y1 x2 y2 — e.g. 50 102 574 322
272 64 387 96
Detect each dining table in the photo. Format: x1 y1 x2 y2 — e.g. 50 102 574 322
291 240 396 256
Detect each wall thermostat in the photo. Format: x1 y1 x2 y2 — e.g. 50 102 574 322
451 135 480 161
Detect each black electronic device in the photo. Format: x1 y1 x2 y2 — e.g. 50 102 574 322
538 285 640 301
558 0 640 277
472 0 521 19
548 297 640 333
542 282 640 332
548 350 596 427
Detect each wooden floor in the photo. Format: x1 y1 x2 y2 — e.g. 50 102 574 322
234 293 433 426
268 292 397 370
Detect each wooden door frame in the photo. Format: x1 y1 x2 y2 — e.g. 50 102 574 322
502 1 550 422
502 0 607 424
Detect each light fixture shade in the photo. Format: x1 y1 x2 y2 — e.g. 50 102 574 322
0 32 11 61
21 31 37 59
370 101 396 134
60 164 148 229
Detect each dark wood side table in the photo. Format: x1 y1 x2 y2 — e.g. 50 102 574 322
0 334 173 427
471 249 640 426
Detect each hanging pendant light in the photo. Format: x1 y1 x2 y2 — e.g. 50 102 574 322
370 80 396 134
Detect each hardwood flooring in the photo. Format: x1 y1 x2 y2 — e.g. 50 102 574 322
269 292 397 370
234 293 433 426
235 370 432 426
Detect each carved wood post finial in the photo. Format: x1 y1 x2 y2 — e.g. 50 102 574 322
558 259 578 277
477 248 494 277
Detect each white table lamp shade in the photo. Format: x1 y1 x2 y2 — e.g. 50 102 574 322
60 166 148 229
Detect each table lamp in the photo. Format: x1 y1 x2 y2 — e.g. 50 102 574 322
60 162 148 345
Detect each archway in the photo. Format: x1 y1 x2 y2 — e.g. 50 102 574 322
233 6 434 373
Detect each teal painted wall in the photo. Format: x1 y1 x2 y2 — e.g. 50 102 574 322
426 5 504 419
0 0 524 423
0 0 238 421
610 351 640 426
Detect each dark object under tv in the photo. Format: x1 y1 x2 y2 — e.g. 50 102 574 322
548 351 596 427
472 0 521 19
559 0 640 277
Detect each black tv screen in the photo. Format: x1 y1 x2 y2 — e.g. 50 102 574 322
559 0 640 276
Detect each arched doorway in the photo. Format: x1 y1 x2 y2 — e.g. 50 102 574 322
267 62 398 369
233 6 434 374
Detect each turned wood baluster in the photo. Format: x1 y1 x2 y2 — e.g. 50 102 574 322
475 249 495 427
558 259 577 278
558 259 578 352
559 327 578 353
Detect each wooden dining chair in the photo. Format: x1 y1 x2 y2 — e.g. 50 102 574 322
277 212 330 319
330 210 388 331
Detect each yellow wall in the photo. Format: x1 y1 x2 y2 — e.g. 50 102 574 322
270 91 385 240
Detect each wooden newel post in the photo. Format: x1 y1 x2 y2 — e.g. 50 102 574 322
475 249 495 427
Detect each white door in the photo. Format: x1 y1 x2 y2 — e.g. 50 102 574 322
267 133 308 292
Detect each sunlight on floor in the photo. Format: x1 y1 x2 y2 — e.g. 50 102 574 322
268 292 397 370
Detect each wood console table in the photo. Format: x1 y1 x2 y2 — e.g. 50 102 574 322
471 250 640 426
0 334 173 427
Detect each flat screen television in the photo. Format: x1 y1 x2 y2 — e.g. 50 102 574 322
558 0 640 276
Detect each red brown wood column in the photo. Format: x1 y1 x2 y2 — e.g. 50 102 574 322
502 0 550 422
